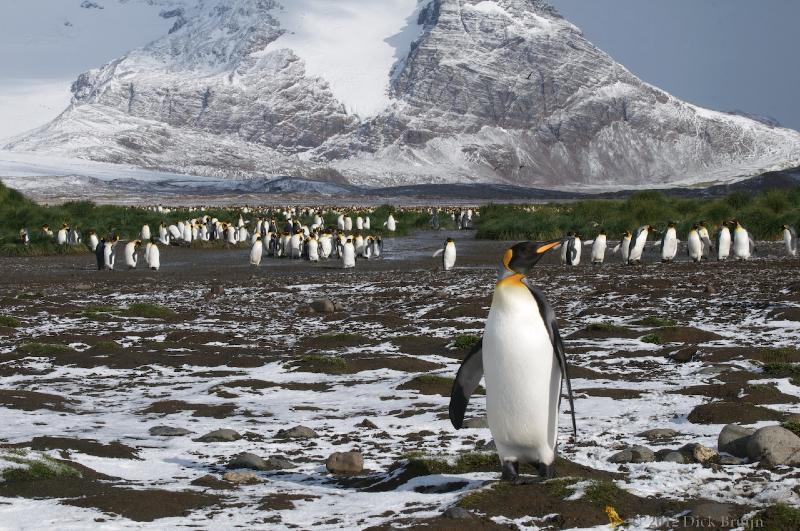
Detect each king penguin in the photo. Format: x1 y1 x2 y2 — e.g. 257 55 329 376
124 240 141 269
731 219 755 261
613 231 632 263
627 225 654 265
433 238 457 271
717 222 732 261
449 240 577 481
250 235 263 266
782 224 797 257
687 225 703 263
590 230 607 265
660 222 678 262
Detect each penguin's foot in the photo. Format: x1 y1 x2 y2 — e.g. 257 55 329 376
537 462 556 479
500 460 519 482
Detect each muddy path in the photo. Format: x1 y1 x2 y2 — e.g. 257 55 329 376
0 230 798 529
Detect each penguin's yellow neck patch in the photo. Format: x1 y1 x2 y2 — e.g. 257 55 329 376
497 273 525 288
502 249 513 270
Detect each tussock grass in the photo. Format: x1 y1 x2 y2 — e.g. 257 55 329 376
453 334 481 349
750 504 800 530
17 342 73 356
586 322 628 333
640 333 663 345
0 449 82 482
0 315 21 327
583 480 628 508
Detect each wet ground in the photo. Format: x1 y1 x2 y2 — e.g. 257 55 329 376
0 230 799 529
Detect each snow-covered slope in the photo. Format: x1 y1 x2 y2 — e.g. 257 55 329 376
5 0 800 189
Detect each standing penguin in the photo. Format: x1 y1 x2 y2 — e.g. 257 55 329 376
94 238 106 270
433 238 457 271
687 225 703 263
627 225 654 264
148 241 160 271
124 240 141 269
250 236 263 266
590 230 607 265
731 219 755 261
88 230 100 252
660 222 679 262
307 235 320 262
717 222 732 261
782 224 797 257
698 221 714 259
612 231 632 264
141 224 151 242
102 239 116 270
384 214 397 232
341 238 356 269
57 224 69 245
449 240 577 481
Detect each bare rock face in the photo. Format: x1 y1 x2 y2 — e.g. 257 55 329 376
326 451 364 474
746 426 800 468
6 0 800 187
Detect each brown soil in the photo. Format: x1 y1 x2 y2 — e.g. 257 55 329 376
140 400 237 418
0 389 75 412
687 402 786 424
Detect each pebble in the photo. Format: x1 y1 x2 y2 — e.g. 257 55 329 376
608 445 655 463
195 429 242 442
718 424 755 458
326 451 364 474
222 471 261 485
747 426 800 467
276 425 319 439
149 426 192 437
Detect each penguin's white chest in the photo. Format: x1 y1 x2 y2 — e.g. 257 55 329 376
688 232 702 260
483 283 561 465
591 236 606 262
443 244 456 270
733 229 749 258
662 229 678 259
718 229 731 258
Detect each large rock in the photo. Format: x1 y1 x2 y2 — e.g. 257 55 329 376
149 426 192 437
310 299 336 313
747 426 800 467
608 445 655 464
228 452 268 471
222 471 261 485
638 428 678 440
718 424 755 458
326 451 364 474
195 429 241 442
275 426 319 440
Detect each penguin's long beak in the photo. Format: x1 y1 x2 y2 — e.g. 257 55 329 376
502 238 563 276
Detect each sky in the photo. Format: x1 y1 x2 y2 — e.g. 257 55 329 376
549 0 800 131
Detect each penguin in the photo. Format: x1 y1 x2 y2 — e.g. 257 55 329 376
372 236 383 258
698 221 714 260
590 230 607 265
158 223 170 245
182 223 193 243
384 214 397 232
124 240 141 269
337 214 346 231
41 224 53 237
364 216 371 230
307 234 320 262
687 225 703 263
716 222 732 261
289 230 303 259
356 216 364 230
660 222 679 262
250 236 263 266
103 239 116 270
433 238 457 271
565 233 581 266
19 228 30 246
319 231 333 259
344 216 353 232
68 227 81 245
782 224 798 257
141 224 151 242
363 236 374 259
168 224 182 241
94 238 106 270
559 232 573 265
226 224 238 245
449 240 577 481
627 225 654 264
354 234 365 257
612 231 632 263
57 224 69 245
341 238 356 269
430 210 441 230
87 230 99 252
731 219 755 260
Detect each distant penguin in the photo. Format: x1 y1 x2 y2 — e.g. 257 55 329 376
103 240 116 270
687 225 703 262
698 221 713 259
559 232 573 265
627 225 654 264
591 230 607 264
337 214 345 231
307 235 320 262
250 236 263 266
88 230 99 252
168 224 181 241
782 224 798 257
364 216 371 230
433 238 457 271
354 234 365 257
613 231 632 263
94 238 106 270
68 227 81 245
385 214 397 232
319 232 333 259
141 224 151 242
717 222 732 261
226 225 238 245
57 225 69 245
289 231 303 259
19 228 30 246
568 233 582 266
342 238 356 269
356 216 364 230
182 223 193 243
344 216 353 232
731 219 754 261
158 223 170 245
124 240 141 269
660 222 678 262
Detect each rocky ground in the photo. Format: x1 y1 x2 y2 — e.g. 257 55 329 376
0 230 799 530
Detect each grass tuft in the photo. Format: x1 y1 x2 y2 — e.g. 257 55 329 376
0 315 21 327
1 451 82 482
762 348 800 364
453 334 481 350
781 421 800 437
586 322 628 333
17 342 73 356
300 355 347 369
640 333 663 345
750 504 800 530
583 480 628 508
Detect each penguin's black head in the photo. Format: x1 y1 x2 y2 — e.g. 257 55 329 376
501 239 562 277
446 238 454 243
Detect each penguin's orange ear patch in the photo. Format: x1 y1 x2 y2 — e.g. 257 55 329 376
536 241 560 254
502 248 513 270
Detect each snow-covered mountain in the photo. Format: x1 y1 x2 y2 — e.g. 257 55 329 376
5 0 800 189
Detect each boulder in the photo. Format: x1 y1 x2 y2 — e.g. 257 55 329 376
222 471 261 485
442 507 474 520
718 424 755 458
149 426 192 437
310 299 336 313
326 451 364 474
195 429 241 442
228 452 268 471
275 426 319 439
747 426 800 467
608 445 655 464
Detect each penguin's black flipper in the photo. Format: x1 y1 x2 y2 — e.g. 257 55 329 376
449 338 483 430
527 282 577 437
749 235 756 256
